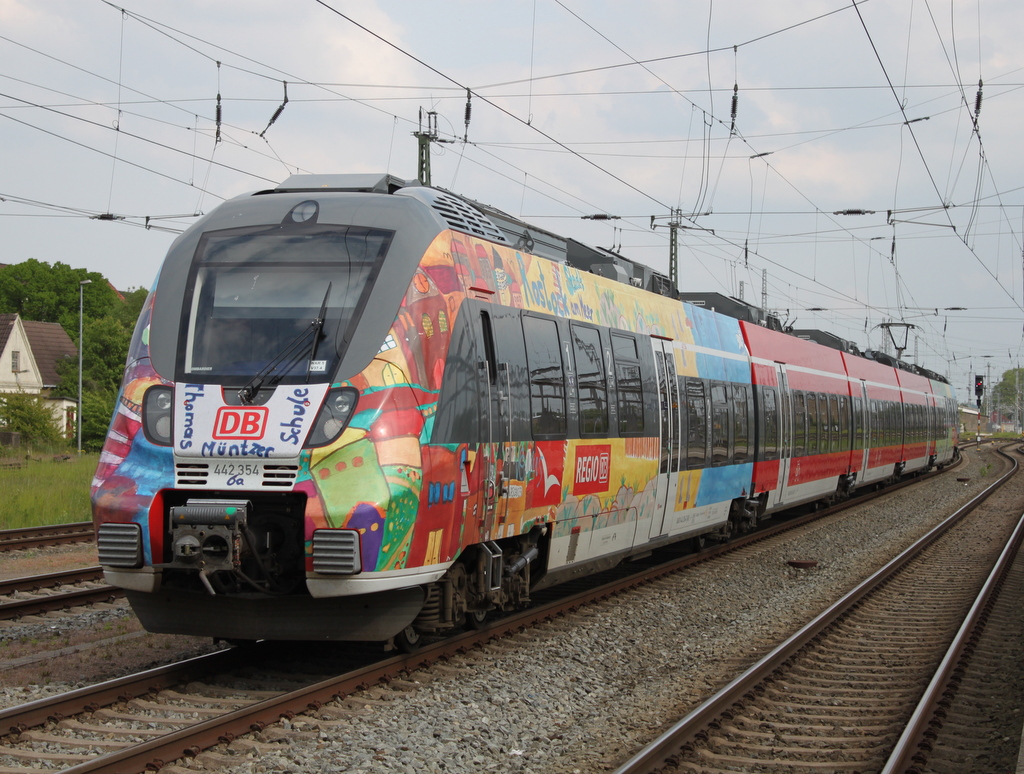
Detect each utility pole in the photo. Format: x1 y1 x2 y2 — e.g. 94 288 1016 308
413 109 439 186
1011 364 1019 436
77 279 92 453
650 208 682 292
651 210 715 294
987 361 992 429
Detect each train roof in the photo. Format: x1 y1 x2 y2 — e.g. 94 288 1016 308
678 293 783 330
255 173 949 386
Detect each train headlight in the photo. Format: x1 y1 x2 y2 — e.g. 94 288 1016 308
307 387 358 447
142 385 173 446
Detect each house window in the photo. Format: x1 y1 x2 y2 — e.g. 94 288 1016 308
11 351 19 373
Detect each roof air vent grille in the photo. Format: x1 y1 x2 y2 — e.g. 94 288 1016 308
430 193 508 243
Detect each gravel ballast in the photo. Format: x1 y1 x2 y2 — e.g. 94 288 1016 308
0 449 1013 773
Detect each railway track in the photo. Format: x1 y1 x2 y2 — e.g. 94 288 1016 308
613 444 1021 774
0 522 93 553
0 457 973 774
0 568 119 622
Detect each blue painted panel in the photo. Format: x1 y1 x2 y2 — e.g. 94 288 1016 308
695 462 753 506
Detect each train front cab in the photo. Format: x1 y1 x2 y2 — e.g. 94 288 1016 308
92 181 462 642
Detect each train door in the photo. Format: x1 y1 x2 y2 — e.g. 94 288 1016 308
476 306 519 535
851 382 868 477
650 338 680 538
774 363 793 506
857 381 870 473
476 308 502 532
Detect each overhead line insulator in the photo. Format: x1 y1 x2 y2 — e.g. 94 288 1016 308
730 83 738 135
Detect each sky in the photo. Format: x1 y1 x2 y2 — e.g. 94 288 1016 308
2 0 1024 406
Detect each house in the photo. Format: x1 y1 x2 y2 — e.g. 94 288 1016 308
959 405 982 436
0 313 79 438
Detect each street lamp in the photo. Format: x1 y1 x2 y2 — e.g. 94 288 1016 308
78 279 92 453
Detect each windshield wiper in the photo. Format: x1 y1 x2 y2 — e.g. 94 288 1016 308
237 283 332 405
305 283 332 382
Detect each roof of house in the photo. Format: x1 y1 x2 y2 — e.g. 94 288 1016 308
0 314 14 355
21 320 76 387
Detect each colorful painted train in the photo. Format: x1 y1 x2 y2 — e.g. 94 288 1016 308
92 174 959 647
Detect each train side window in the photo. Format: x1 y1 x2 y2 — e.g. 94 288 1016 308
872 399 880 448
792 391 806 457
611 333 645 435
666 353 681 472
852 396 863 450
762 386 778 461
685 379 707 468
711 382 729 465
480 310 498 385
571 324 608 436
818 393 831 453
733 384 749 464
835 395 843 450
656 350 670 474
828 394 840 453
873 400 881 447
806 393 819 454
523 315 566 438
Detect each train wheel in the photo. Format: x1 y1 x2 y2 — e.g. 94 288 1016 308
691 534 707 552
466 610 489 630
395 625 422 653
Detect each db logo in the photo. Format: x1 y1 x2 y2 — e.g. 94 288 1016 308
213 407 269 440
573 444 611 495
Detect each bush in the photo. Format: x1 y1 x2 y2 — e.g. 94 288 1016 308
0 391 66 447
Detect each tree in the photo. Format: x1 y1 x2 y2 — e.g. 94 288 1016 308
0 259 119 327
55 316 134 451
0 391 65 447
114 287 150 330
993 368 1024 425
0 259 149 452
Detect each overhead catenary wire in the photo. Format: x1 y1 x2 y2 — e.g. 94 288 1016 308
1 1 1021 386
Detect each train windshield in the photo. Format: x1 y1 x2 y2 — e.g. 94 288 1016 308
178 224 393 384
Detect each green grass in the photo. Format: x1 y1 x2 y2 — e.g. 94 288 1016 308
0 452 99 530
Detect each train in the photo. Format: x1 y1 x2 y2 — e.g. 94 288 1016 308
91 173 959 649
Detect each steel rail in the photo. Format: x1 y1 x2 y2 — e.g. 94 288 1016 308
0 522 94 552
0 585 122 621
0 567 104 596
880 506 1024 773
0 459 968 773
611 446 1016 774
0 649 239 734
